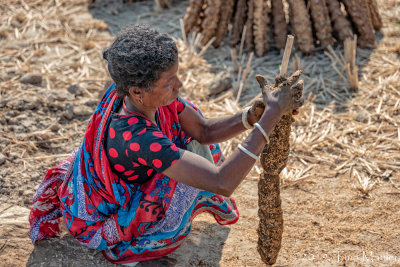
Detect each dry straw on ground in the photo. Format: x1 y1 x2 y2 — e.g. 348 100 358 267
0 2 399 264
178 0 400 195
1 0 399 206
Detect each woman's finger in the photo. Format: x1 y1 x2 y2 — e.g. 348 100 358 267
274 75 286 87
291 80 304 99
255 74 269 98
284 70 303 89
293 99 304 109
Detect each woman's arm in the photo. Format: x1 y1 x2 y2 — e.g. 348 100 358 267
178 104 261 145
164 106 281 197
165 71 304 197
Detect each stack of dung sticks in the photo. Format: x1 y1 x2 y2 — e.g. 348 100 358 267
183 0 382 56
254 36 300 265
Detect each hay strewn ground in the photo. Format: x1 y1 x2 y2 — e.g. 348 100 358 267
0 0 399 266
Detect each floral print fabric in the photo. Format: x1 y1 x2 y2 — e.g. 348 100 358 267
29 84 239 264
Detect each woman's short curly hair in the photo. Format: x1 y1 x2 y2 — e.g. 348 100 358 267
103 25 178 96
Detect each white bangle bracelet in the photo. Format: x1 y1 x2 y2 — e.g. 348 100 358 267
254 122 270 144
242 106 253 130
238 144 258 160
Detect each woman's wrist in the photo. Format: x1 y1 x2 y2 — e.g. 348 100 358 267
258 105 282 133
246 100 283 129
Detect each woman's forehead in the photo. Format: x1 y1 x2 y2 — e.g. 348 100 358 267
161 62 179 79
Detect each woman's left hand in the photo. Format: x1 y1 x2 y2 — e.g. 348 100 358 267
246 83 300 126
247 99 265 126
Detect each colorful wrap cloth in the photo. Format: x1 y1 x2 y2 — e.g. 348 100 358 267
29 84 239 264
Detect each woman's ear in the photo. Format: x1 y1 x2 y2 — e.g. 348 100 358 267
128 87 142 102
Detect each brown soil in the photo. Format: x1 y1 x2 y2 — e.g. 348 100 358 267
1 0 399 266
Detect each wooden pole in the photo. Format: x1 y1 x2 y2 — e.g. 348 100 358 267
280 35 294 77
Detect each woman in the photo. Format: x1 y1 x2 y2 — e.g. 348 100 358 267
29 25 303 265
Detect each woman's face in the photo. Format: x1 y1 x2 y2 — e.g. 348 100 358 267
142 60 182 108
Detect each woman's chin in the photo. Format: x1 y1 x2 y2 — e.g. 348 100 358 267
169 94 179 105
159 93 179 107
160 99 175 107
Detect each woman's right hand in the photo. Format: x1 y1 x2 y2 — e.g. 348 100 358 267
255 70 304 118
164 71 306 198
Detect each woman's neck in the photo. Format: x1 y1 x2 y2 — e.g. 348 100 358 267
123 96 157 124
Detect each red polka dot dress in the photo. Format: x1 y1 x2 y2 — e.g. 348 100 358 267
29 86 238 265
104 98 185 184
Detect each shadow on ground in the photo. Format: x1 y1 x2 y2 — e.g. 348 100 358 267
27 219 230 267
88 0 187 37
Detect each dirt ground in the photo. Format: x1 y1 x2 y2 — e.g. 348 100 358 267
0 0 400 266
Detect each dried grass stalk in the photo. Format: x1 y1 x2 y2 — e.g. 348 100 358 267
230 0 248 48
271 0 288 51
253 0 271 56
201 0 221 45
344 36 358 90
183 0 205 35
212 0 235 48
326 0 353 43
309 0 334 49
287 0 314 54
367 0 383 31
342 0 375 48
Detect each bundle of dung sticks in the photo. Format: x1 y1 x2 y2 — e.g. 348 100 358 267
183 0 382 56
255 35 299 265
